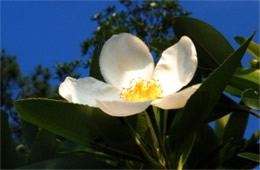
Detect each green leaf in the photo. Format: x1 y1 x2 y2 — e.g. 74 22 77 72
234 68 260 85
26 129 57 164
200 67 260 96
237 152 260 163
187 124 219 168
170 32 254 165
248 130 260 146
1 111 18 169
177 133 196 170
235 36 260 59
241 89 260 110
14 98 141 161
215 114 230 141
21 120 39 149
228 68 260 96
223 111 249 141
249 59 260 69
207 94 236 122
220 143 259 169
55 140 120 167
225 85 243 96
19 157 114 169
173 17 234 69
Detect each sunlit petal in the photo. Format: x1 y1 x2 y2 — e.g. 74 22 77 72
99 33 154 89
96 99 152 117
153 36 197 96
59 77 120 107
152 84 201 109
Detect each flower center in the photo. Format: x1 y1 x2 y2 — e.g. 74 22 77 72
120 78 163 101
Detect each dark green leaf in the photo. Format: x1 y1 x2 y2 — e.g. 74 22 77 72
1 111 18 169
223 111 249 141
55 140 120 167
170 32 254 164
206 94 236 122
21 120 39 149
221 143 259 169
235 36 260 59
26 129 57 164
19 157 114 169
173 17 234 69
187 124 219 169
14 98 141 161
248 130 260 146
237 152 260 163
241 89 260 110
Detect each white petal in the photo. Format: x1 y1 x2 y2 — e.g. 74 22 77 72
153 36 197 96
59 77 120 107
99 33 154 89
96 99 152 117
152 84 201 110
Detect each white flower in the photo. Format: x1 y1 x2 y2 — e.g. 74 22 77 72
112 13 117 17
150 2 157 7
59 33 200 117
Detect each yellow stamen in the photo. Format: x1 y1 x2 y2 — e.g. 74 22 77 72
120 78 163 101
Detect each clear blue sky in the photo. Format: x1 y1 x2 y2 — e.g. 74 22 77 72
1 1 259 140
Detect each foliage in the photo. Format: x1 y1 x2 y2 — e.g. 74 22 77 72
1 0 259 169
1 50 54 138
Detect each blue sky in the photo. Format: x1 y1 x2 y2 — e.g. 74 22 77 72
1 1 259 140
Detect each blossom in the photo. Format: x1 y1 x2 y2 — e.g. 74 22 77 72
59 33 200 117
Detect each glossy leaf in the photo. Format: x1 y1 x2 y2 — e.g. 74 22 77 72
242 89 260 110
14 98 142 161
237 152 260 163
228 68 260 96
170 32 254 164
235 36 260 59
173 17 234 69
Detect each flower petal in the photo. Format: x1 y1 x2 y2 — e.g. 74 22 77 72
96 99 152 117
59 77 120 107
152 84 201 109
99 33 154 89
153 36 197 96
